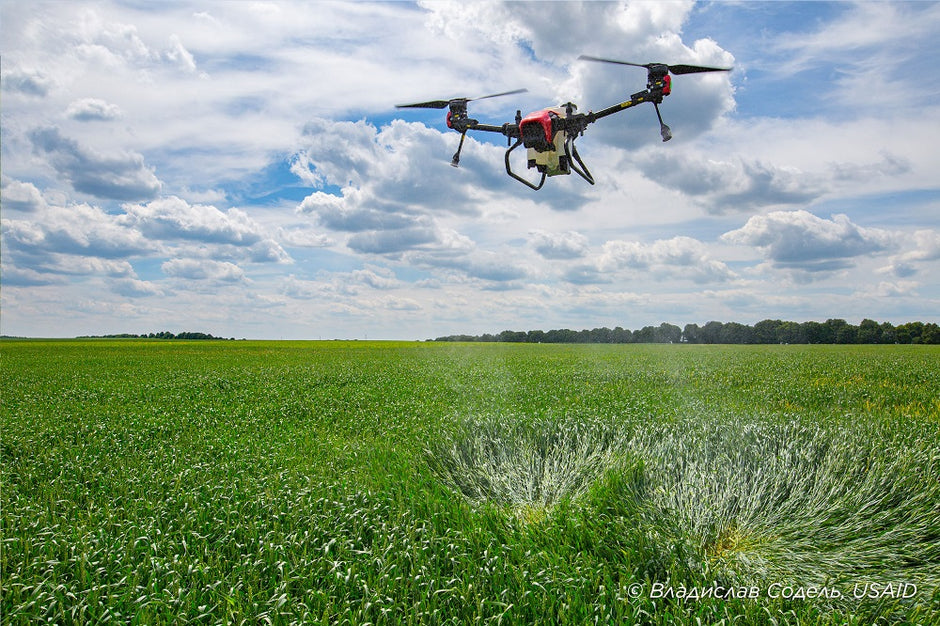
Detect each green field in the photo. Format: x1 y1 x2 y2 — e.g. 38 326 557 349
2 340 938 624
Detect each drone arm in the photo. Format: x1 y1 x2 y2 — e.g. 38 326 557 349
466 122 506 133
587 89 658 123
462 121 520 139
583 87 672 141
449 121 522 167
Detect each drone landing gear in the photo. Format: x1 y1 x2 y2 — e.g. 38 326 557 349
505 138 546 190
653 102 672 142
451 131 467 167
503 136 595 191
564 135 594 185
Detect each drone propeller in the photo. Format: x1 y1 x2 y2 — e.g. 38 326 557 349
396 89 527 168
395 88 527 110
577 55 731 75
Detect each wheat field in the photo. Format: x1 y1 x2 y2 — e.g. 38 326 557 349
2 340 938 624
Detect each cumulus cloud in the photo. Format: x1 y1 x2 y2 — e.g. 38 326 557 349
0 180 46 212
352 266 400 290
0 189 291 296
2 201 152 260
111 277 163 298
292 118 542 259
408 248 528 284
856 280 920 299
636 152 822 213
880 230 940 277
292 118 509 216
28 127 161 201
298 189 419 233
276 226 333 248
562 264 611 285
122 196 262 245
597 236 736 283
0 264 65 287
1 68 54 97
66 98 123 121
162 258 246 282
529 230 589 259
722 210 898 274
347 225 439 255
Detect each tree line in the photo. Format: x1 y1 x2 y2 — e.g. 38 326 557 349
77 332 237 340
434 319 940 345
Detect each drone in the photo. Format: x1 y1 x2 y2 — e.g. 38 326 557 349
395 56 731 190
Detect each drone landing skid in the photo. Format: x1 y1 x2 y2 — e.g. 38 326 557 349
503 135 594 191
505 138 546 190
564 137 595 185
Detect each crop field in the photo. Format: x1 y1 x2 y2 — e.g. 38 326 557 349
2 340 938 624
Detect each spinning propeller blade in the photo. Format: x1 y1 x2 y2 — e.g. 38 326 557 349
395 99 452 110
396 88 527 109
577 55 731 74
470 88 528 102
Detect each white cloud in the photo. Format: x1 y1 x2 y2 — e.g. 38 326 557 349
1 67 54 97
636 152 822 214
162 258 246 282
596 235 736 284
111 277 164 298
66 98 123 121
2 200 153 261
352 266 400 290
722 210 898 275
122 196 262 246
880 230 940 277
28 126 161 200
529 230 589 260
856 280 919 299
0 179 46 212
275 226 333 248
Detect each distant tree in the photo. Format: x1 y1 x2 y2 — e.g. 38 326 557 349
722 322 755 344
527 330 546 343
498 330 527 343
801 321 827 344
657 323 682 344
433 318 935 345
897 322 924 344
634 325 656 343
879 322 897 344
825 319 858 344
777 321 804 344
922 323 940 344
857 319 882 344
612 326 633 343
754 319 782 344
700 321 725 344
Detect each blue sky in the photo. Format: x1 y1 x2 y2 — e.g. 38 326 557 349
2 1 939 339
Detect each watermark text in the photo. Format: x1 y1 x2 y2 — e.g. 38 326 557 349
627 581 919 602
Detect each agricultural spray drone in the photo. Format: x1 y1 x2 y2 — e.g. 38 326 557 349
395 56 731 190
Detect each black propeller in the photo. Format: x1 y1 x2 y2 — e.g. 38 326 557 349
577 55 731 75
395 88 527 110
